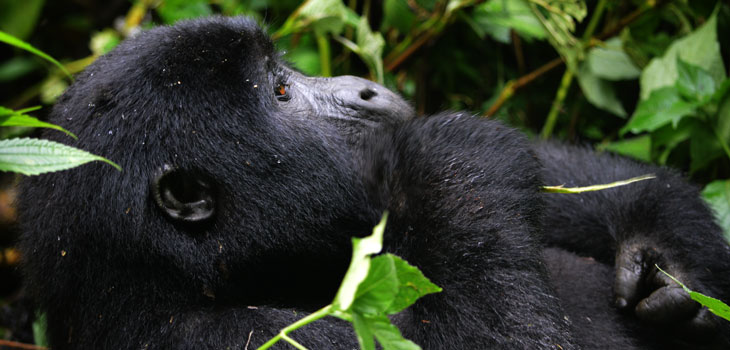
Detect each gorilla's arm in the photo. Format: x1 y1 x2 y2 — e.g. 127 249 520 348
361 114 578 349
536 142 730 343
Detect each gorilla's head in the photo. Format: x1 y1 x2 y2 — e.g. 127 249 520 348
18 17 414 311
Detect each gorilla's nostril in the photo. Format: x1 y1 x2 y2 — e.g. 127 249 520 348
359 88 377 101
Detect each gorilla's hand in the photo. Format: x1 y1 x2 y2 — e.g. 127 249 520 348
614 240 717 336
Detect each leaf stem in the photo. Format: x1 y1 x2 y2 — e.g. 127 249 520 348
713 124 730 162
315 32 332 77
539 0 607 139
540 68 574 139
257 305 333 350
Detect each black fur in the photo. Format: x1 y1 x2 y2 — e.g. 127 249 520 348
16 16 730 349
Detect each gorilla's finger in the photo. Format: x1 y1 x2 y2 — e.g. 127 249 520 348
635 285 698 324
681 307 718 339
614 248 645 310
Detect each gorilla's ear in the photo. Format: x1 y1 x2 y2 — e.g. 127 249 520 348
152 167 216 223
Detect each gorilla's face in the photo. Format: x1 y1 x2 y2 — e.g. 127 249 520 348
21 16 413 307
273 65 414 145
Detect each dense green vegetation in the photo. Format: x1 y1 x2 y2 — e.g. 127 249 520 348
0 0 728 348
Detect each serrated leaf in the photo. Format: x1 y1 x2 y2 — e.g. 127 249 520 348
353 314 421 350
352 310 377 350
622 87 698 135
352 255 399 315
676 58 716 103
369 314 421 350
386 255 442 314
0 30 71 79
702 180 730 242
334 213 388 311
0 106 76 139
640 9 725 100
0 138 120 175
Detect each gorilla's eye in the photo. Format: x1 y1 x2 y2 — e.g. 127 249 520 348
274 83 290 101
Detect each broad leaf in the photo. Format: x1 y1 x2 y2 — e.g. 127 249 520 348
622 87 697 134
353 314 421 350
576 62 626 117
352 255 399 315
595 135 651 162
0 138 120 175
702 180 730 242
640 9 725 100
471 0 546 43
676 58 716 103
333 213 388 311
586 38 640 81
386 255 442 314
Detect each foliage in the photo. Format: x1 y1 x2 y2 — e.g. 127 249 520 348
258 214 441 350
0 33 119 176
0 0 729 345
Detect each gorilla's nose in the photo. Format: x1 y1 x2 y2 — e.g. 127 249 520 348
333 75 414 121
359 87 378 101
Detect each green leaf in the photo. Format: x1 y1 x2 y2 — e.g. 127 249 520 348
595 135 651 162
528 0 587 70
352 311 377 350
702 180 730 242
586 38 640 81
90 29 121 56
386 255 442 314
277 0 355 37
657 265 730 322
369 314 421 350
0 30 71 79
32 312 48 347
0 57 39 82
622 87 698 135
0 0 45 40
471 0 546 43
0 106 77 139
352 255 399 315
676 58 716 104
382 0 416 33
652 120 695 165
353 314 421 350
334 17 385 82
576 62 627 117
0 138 120 175
640 9 725 100
689 122 724 173
334 213 388 311
155 0 212 24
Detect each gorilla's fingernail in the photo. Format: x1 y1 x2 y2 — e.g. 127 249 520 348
615 297 628 309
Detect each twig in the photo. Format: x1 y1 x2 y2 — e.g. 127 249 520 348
0 340 48 350
484 0 658 118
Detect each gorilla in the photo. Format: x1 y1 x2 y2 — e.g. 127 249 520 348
16 16 730 349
